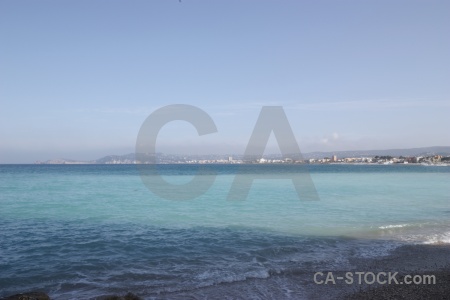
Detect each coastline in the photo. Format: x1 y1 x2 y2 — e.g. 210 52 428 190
1 243 449 299
158 243 450 300
109 243 450 299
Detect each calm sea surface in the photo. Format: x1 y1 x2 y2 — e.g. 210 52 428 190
1 164 449 299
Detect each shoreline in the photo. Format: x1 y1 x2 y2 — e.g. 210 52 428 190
2 162 450 166
1 243 450 299
343 244 450 299
308 243 450 299
157 243 450 299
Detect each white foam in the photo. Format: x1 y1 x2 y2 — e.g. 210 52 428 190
379 224 409 229
423 232 450 245
194 268 270 286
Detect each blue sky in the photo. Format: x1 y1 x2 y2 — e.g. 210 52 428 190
1 0 449 163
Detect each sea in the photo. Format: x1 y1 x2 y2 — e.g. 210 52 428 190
1 164 449 299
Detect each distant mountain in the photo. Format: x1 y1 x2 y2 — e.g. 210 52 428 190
95 153 137 164
36 158 93 164
38 146 450 164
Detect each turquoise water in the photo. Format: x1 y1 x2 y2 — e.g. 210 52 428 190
1 164 449 298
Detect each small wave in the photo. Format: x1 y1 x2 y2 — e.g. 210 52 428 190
194 268 270 285
378 224 409 229
423 232 450 245
353 241 402 258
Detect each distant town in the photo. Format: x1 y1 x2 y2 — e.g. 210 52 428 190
35 147 450 166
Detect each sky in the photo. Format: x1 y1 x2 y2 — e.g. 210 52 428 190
1 0 449 163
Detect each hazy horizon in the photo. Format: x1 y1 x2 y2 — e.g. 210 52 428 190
5 145 448 164
1 1 449 163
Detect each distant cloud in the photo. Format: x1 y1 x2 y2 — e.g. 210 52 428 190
71 107 157 115
319 132 340 146
286 99 450 111
198 98 450 115
61 98 448 117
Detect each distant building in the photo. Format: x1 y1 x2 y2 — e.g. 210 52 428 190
331 155 337 162
432 155 442 163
